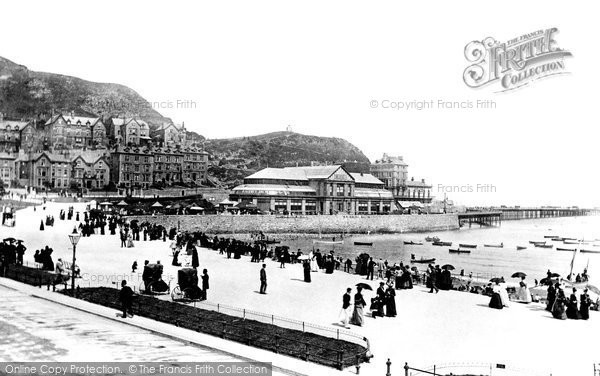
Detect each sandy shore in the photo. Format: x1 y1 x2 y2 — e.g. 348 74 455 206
4 201 599 376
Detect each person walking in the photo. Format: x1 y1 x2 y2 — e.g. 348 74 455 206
201 269 209 300
350 286 366 326
377 258 385 279
259 264 267 294
339 288 352 329
119 280 134 318
428 265 439 293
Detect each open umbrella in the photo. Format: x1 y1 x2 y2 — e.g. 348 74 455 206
3 237 16 243
550 272 560 278
355 283 373 291
540 277 559 286
411 266 419 272
117 201 128 206
490 277 503 284
512 272 527 278
151 202 163 208
442 264 455 271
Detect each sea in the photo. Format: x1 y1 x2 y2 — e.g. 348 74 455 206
273 215 600 285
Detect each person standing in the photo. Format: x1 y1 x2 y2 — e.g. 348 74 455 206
385 284 397 317
339 288 352 329
366 257 375 280
566 288 580 319
377 258 385 279
546 283 556 311
259 264 267 294
303 260 311 282
373 282 386 318
350 286 366 326
428 265 439 293
119 280 134 318
202 269 209 300
580 288 591 320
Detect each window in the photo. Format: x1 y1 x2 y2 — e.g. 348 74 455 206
328 184 333 196
336 184 344 197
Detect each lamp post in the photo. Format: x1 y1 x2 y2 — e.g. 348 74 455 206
68 230 81 296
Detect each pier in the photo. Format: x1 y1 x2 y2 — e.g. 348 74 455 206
458 212 502 228
498 207 592 220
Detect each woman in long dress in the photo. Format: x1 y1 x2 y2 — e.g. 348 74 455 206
566 288 580 319
580 288 591 320
489 282 503 309
309 250 318 272
552 288 567 320
498 281 510 307
350 287 366 326
127 232 134 248
385 284 397 317
518 276 532 303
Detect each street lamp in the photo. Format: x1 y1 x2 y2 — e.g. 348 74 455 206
68 230 81 296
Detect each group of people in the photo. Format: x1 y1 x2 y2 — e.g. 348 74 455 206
338 281 398 328
0 239 26 275
547 284 593 320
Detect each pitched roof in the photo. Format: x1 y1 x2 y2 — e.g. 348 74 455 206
284 165 343 179
350 172 384 185
245 167 309 181
0 120 29 131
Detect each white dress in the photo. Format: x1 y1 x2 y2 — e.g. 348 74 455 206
499 283 510 307
309 251 318 271
518 281 532 303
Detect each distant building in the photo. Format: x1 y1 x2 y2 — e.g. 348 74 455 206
401 177 433 203
0 113 29 153
181 147 209 186
43 113 107 150
370 154 433 208
152 147 184 184
152 123 187 147
230 165 394 214
370 154 408 197
109 118 151 146
110 146 154 189
0 152 17 187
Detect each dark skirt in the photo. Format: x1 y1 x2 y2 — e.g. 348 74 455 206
489 293 503 309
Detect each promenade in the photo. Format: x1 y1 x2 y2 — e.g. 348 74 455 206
2 201 599 376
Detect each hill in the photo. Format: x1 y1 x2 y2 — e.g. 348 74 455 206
0 56 171 128
204 131 371 187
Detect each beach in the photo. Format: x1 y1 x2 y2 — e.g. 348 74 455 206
2 201 599 376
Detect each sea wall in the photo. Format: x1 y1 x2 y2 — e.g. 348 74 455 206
127 214 459 234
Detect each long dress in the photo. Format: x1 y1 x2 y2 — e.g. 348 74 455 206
518 281 532 303
303 262 311 282
566 293 580 319
499 283 510 307
546 285 556 311
489 285 503 309
309 252 318 272
350 293 366 326
552 295 567 320
385 287 397 317
580 293 590 320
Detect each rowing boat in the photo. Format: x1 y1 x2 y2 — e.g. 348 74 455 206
354 241 373 246
425 236 440 242
516 246 527 250
312 239 344 245
403 241 423 245
535 244 554 249
449 249 471 254
556 247 575 252
458 243 477 248
484 243 503 248
544 235 559 239
433 241 452 247
580 249 600 254
529 241 546 245
410 257 436 264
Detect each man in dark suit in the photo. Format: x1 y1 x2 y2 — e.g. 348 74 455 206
202 269 209 300
259 264 267 294
339 288 352 328
119 280 134 318
374 282 386 317
366 257 375 280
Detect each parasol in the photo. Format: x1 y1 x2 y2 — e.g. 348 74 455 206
442 264 455 270
585 285 600 295
411 266 419 272
355 283 373 291
511 272 527 278
490 277 503 284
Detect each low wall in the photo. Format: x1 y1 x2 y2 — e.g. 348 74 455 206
127 214 459 234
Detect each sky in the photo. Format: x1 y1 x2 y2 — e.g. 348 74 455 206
1 0 598 207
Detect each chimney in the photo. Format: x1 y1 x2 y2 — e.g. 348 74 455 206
421 178 425 183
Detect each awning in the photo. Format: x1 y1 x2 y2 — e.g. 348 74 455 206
116 201 128 206
151 202 163 208
397 201 424 208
